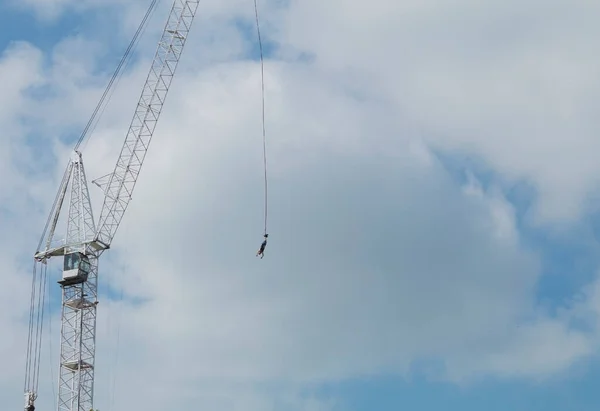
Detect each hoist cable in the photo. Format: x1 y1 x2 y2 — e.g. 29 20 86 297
24 261 47 396
24 262 38 392
33 264 47 391
253 0 268 236
46 266 56 401
74 0 159 151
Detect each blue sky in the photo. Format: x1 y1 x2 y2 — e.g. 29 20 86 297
0 3 59 50
2 0 600 410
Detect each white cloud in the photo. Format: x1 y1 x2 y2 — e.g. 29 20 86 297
3 0 600 410
9 0 128 21
279 0 600 224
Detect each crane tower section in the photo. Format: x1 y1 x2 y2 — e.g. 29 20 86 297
56 153 99 411
33 152 105 411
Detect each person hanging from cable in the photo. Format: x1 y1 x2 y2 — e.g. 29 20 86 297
256 234 268 259
253 0 270 261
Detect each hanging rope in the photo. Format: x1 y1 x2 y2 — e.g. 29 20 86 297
253 0 269 244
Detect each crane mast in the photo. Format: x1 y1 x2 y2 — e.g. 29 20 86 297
25 1 200 410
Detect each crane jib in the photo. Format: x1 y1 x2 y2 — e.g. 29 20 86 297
96 0 201 247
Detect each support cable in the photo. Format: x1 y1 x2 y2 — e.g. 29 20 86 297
253 0 269 237
23 261 48 398
46 265 56 402
36 165 70 254
32 263 47 391
81 0 159 154
74 0 159 151
24 263 38 393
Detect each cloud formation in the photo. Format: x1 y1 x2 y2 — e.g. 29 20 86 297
2 0 600 410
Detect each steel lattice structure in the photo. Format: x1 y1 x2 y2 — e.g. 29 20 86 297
96 0 200 245
57 153 100 411
25 1 200 410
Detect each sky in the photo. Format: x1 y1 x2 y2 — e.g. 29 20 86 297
1 0 600 410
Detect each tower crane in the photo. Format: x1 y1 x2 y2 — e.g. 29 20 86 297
23 1 200 410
